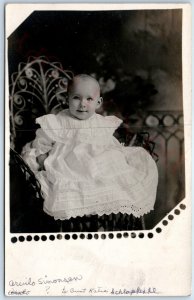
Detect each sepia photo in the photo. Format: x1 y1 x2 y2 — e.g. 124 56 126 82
8 8 184 233
5 3 191 297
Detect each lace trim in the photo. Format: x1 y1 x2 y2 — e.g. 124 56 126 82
43 200 154 220
36 110 123 130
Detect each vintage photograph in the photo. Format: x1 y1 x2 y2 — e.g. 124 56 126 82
8 8 184 233
5 4 191 297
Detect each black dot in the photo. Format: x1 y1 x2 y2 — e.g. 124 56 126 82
57 234 62 240
94 234 99 239
139 233 144 238
101 234 106 239
156 227 162 233
162 220 168 226
41 235 47 241
72 234 78 240
87 234 92 240
148 232 153 238
49 235 55 241
108 233 114 239
26 235 32 242
64 234 70 240
11 237 17 243
131 232 136 238
123 232 129 238
168 214 174 221
34 235 40 241
174 209 180 215
116 233 122 239
80 234 85 239
19 236 25 242
180 203 186 210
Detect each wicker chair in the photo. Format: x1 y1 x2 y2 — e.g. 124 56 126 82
9 56 157 233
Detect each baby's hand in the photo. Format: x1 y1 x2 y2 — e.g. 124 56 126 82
36 153 48 170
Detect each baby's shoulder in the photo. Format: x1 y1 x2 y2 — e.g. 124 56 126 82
95 113 123 129
36 110 69 129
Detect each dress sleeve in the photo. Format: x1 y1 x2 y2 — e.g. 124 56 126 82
35 113 65 141
104 115 123 129
32 128 54 156
21 122 55 172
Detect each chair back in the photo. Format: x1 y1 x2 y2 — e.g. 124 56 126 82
9 56 73 152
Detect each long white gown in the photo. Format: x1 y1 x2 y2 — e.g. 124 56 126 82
22 109 158 220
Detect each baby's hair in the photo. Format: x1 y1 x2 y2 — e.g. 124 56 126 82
68 74 101 94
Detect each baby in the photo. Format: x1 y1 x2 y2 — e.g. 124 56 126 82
22 74 158 220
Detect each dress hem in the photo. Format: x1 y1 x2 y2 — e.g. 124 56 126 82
43 203 154 221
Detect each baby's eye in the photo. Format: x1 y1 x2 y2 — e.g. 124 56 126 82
73 96 80 100
87 97 93 101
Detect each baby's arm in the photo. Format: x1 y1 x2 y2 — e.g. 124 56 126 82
22 128 54 172
33 128 55 170
36 153 49 171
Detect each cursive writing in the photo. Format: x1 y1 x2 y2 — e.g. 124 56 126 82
9 277 35 287
8 288 30 296
89 287 109 294
110 287 157 296
9 274 82 288
38 274 83 285
7 276 158 296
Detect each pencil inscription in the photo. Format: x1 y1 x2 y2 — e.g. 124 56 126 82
8 276 158 296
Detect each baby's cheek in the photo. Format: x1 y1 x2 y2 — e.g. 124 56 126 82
86 102 91 109
87 102 95 109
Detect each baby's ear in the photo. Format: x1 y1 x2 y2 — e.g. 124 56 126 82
97 97 103 108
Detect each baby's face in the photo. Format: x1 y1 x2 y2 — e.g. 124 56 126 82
68 78 102 120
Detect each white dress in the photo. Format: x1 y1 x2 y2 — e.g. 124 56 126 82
22 109 158 220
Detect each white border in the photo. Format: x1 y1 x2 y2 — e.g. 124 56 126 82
4 3 192 297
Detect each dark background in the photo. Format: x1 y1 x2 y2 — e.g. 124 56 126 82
8 9 184 232
8 10 182 78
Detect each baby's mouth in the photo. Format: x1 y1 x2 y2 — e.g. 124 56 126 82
77 110 87 113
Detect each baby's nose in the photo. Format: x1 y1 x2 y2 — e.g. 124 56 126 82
80 98 87 107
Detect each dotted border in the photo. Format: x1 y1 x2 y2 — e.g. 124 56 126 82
10 203 186 243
